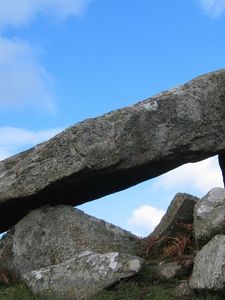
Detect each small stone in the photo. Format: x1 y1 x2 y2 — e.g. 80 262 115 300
175 280 193 298
149 261 192 281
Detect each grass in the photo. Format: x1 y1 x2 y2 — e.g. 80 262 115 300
89 283 176 300
89 266 181 300
0 283 40 300
0 282 176 300
0 266 179 300
0 281 224 300
193 295 224 300
0 266 224 300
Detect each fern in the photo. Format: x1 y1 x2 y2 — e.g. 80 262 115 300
140 222 196 262
0 270 9 285
163 235 190 259
143 235 168 258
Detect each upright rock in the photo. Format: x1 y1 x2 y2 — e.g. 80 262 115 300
151 193 198 237
0 205 139 277
0 69 225 232
194 188 225 248
189 235 225 294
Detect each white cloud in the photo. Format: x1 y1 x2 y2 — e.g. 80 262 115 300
0 36 55 111
0 0 91 29
0 146 12 161
199 0 225 17
128 205 165 234
0 126 62 160
0 1 92 110
154 156 223 194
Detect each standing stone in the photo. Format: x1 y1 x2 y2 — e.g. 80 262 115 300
194 188 225 248
151 193 198 237
189 235 225 294
0 70 225 232
0 205 139 277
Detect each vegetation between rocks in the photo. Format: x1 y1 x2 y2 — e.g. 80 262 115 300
0 220 221 300
1 189 225 299
0 283 39 300
1 273 224 300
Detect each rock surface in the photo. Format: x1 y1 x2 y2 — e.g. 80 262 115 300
194 188 225 248
175 280 193 298
151 193 198 237
0 69 225 232
149 261 192 281
23 251 143 300
0 205 139 277
189 235 225 293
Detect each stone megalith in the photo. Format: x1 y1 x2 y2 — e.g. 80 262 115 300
150 193 198 238
189 235 225 293
0 69 225 232
0 205 139 276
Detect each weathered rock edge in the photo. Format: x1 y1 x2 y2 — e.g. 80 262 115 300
0 205 139 276
194 188 225 248
151 192 198 237
0 69 225 232
22 251 143 300
189 235 225 293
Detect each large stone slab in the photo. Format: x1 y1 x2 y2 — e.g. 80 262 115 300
0 205 139 277
0 69 225 232
22 251 143 300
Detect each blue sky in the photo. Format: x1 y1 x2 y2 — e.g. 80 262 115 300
0 0 224 236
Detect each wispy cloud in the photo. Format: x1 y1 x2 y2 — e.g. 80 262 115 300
126 156 223 236
0 0 91 111
0 146 12 161
198 0 225 17
128 205 165 236
0 36 55 111
0 0 91 29
0 126 62 160
154 156 223 195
